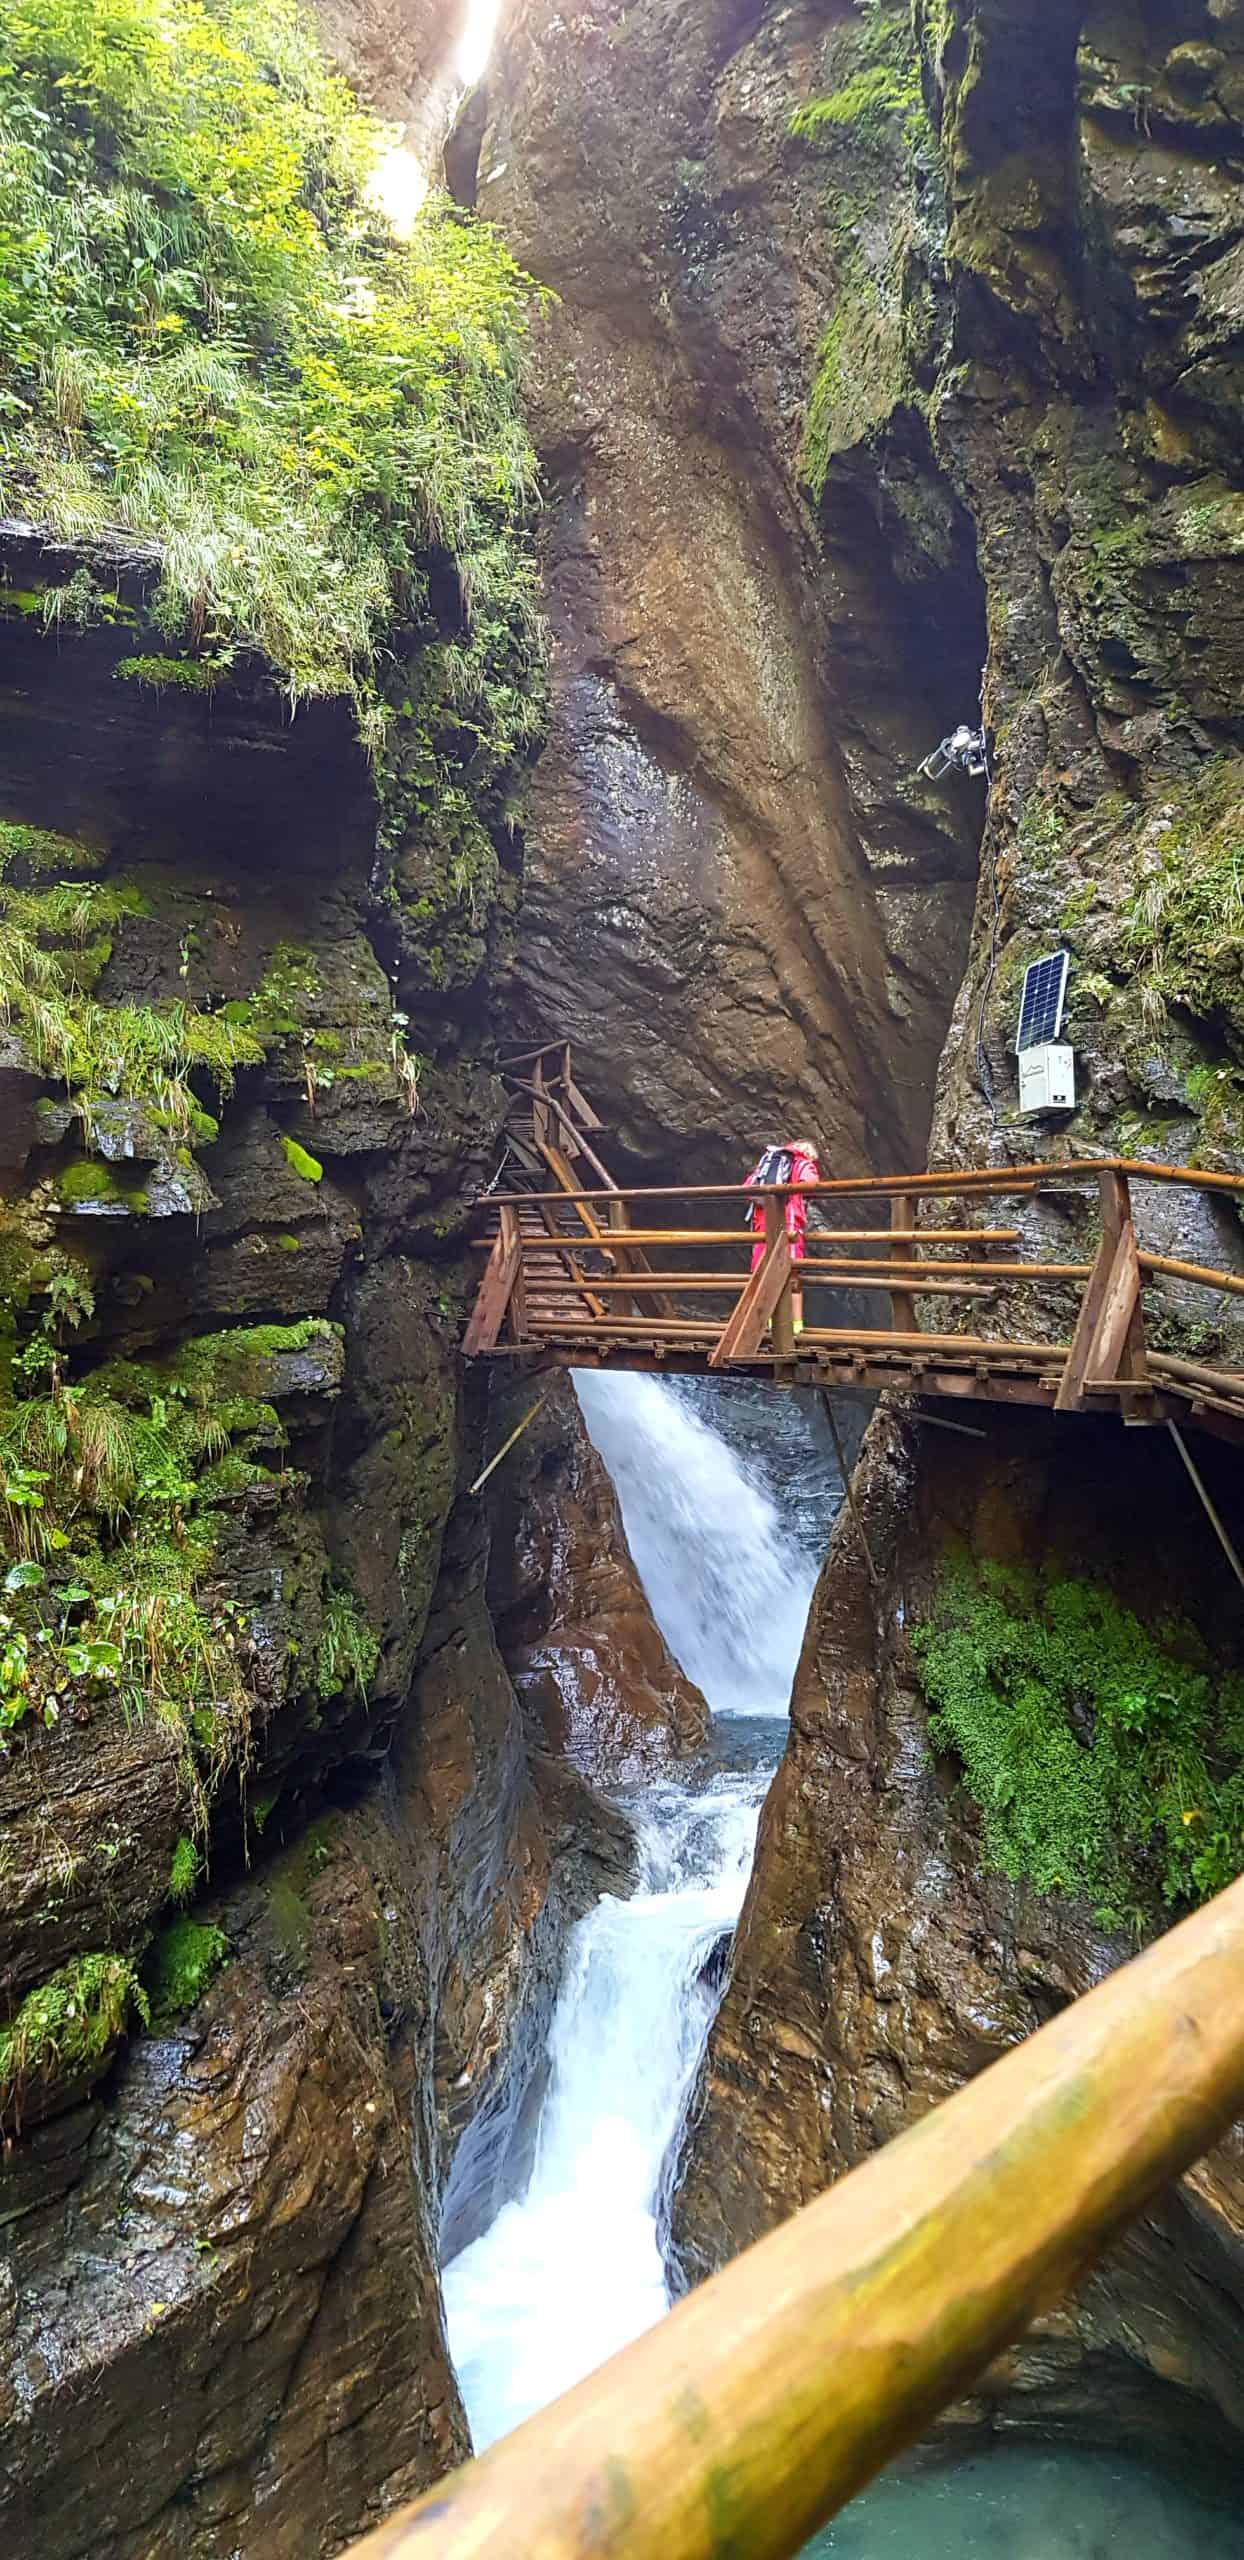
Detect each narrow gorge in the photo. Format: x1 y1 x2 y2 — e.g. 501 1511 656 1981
2 1 1244 2554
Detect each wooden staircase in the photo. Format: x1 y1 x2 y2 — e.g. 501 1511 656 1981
465 1043 673 1354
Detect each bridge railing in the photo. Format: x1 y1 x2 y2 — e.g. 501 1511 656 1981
341 1869 1244 2560
465 1156 1244 1431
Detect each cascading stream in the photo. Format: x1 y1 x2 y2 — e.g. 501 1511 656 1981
443 1372 817 2448
442 1376 1240 2553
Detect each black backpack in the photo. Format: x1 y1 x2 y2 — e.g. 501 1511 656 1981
753 1146 792 1185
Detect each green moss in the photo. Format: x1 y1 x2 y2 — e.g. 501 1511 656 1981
114 654 221 692
0 821 101 880
801 275 907 493
169 1834 201 1903
792 59 924 147
143 1916 230 2025
1 0 543 754
57 1158 148 1211
173 1315 338 1391
1126 759 1244 1040
266 1875 313 1961
0 1953 147 2112
280 1135 323 1183
913 1556 1244 1929
789 4 930 494
317 1582 380 1701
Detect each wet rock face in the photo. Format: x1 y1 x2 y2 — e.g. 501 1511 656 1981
1 1917 467 2560
921 0 1244 1192
668 0 1244 2462
314 0 465 165
485 1374 710 1780
477 0 985 1179
0 554 553 2544
1 1456 634 2552
670 1402 1244 2460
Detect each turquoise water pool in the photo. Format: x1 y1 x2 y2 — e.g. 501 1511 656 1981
806 2444 1241 2555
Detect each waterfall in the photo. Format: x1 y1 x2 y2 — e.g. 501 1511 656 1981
442 1369 821 2449
441 1378 1243 2553
571 1369 819 1714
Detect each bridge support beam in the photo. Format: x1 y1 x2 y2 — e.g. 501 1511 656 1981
709 1207 792 1367
1056 1169 1149 1415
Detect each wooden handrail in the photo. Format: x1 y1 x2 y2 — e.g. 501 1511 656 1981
472 1058 1244 1431
1142 1249 1244 1300
480 1157 1244 1210
344 1872 1244 2560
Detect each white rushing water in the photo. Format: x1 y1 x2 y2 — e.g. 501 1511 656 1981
443 1371 817 2448
442 1372 1240 2552
571 1369 815 1712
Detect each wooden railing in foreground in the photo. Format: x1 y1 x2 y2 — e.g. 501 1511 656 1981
343 1873 1244 2560
465 1155 1244 1437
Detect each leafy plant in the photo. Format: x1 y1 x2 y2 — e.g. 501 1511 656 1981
144 1915 229 2024
0 0 543 748
1125 760 1244 1039
913 1557 1244 1927
169 1833 201 1903
316 1582 379 1701
0 1952 148 2121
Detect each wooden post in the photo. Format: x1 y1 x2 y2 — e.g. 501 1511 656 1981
1056 1169 1148 1416
343 1870 1244 2560
501 1204 528 1345
531 1053 552 1154
709 1200 792 1368
462 1216 522 1355
890 1193 919 1335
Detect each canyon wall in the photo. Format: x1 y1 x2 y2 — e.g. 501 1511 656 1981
671 0 1244 2464
472 0 986 1176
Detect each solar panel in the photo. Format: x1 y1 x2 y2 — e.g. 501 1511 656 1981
1016 951 1069 1052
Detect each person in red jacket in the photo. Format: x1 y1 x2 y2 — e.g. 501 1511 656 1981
744 1140 822 1335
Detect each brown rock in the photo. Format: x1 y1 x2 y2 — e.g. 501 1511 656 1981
0 1899 468 2558
0 1705 188 2010
479 0 983 1178
670 1401 1244 2459
486 1374 710 1782
0 1480 635 2552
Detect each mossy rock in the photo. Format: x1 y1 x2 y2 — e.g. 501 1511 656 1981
0 1953 148 2130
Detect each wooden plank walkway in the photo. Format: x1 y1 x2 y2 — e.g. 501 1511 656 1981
466 1045 1244 1443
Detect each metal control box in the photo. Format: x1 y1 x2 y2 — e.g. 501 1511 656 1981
1018 1041 1076 1115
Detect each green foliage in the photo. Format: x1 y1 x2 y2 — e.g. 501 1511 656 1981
280 1134 323 1182
0 1313 305 1765
913 1557 1244 1929
316 1581 379 1700
0 0 543 739
790 3 927 493
144 1914 229 2023
169 1832 200 1902
791 4 926 151
114 653 222 691
1126 760 1244 1041
0 1951 147 2111
0 862 265 1137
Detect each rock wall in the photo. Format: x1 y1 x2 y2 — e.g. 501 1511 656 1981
471 0 986 1178
0 516 606 2548
671 0 1244 2463
670 1402 1244 2458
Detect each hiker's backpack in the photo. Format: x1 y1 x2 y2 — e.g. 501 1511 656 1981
753 1146 792 1186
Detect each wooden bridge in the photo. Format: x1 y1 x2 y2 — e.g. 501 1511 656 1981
466 1044 1244 1441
